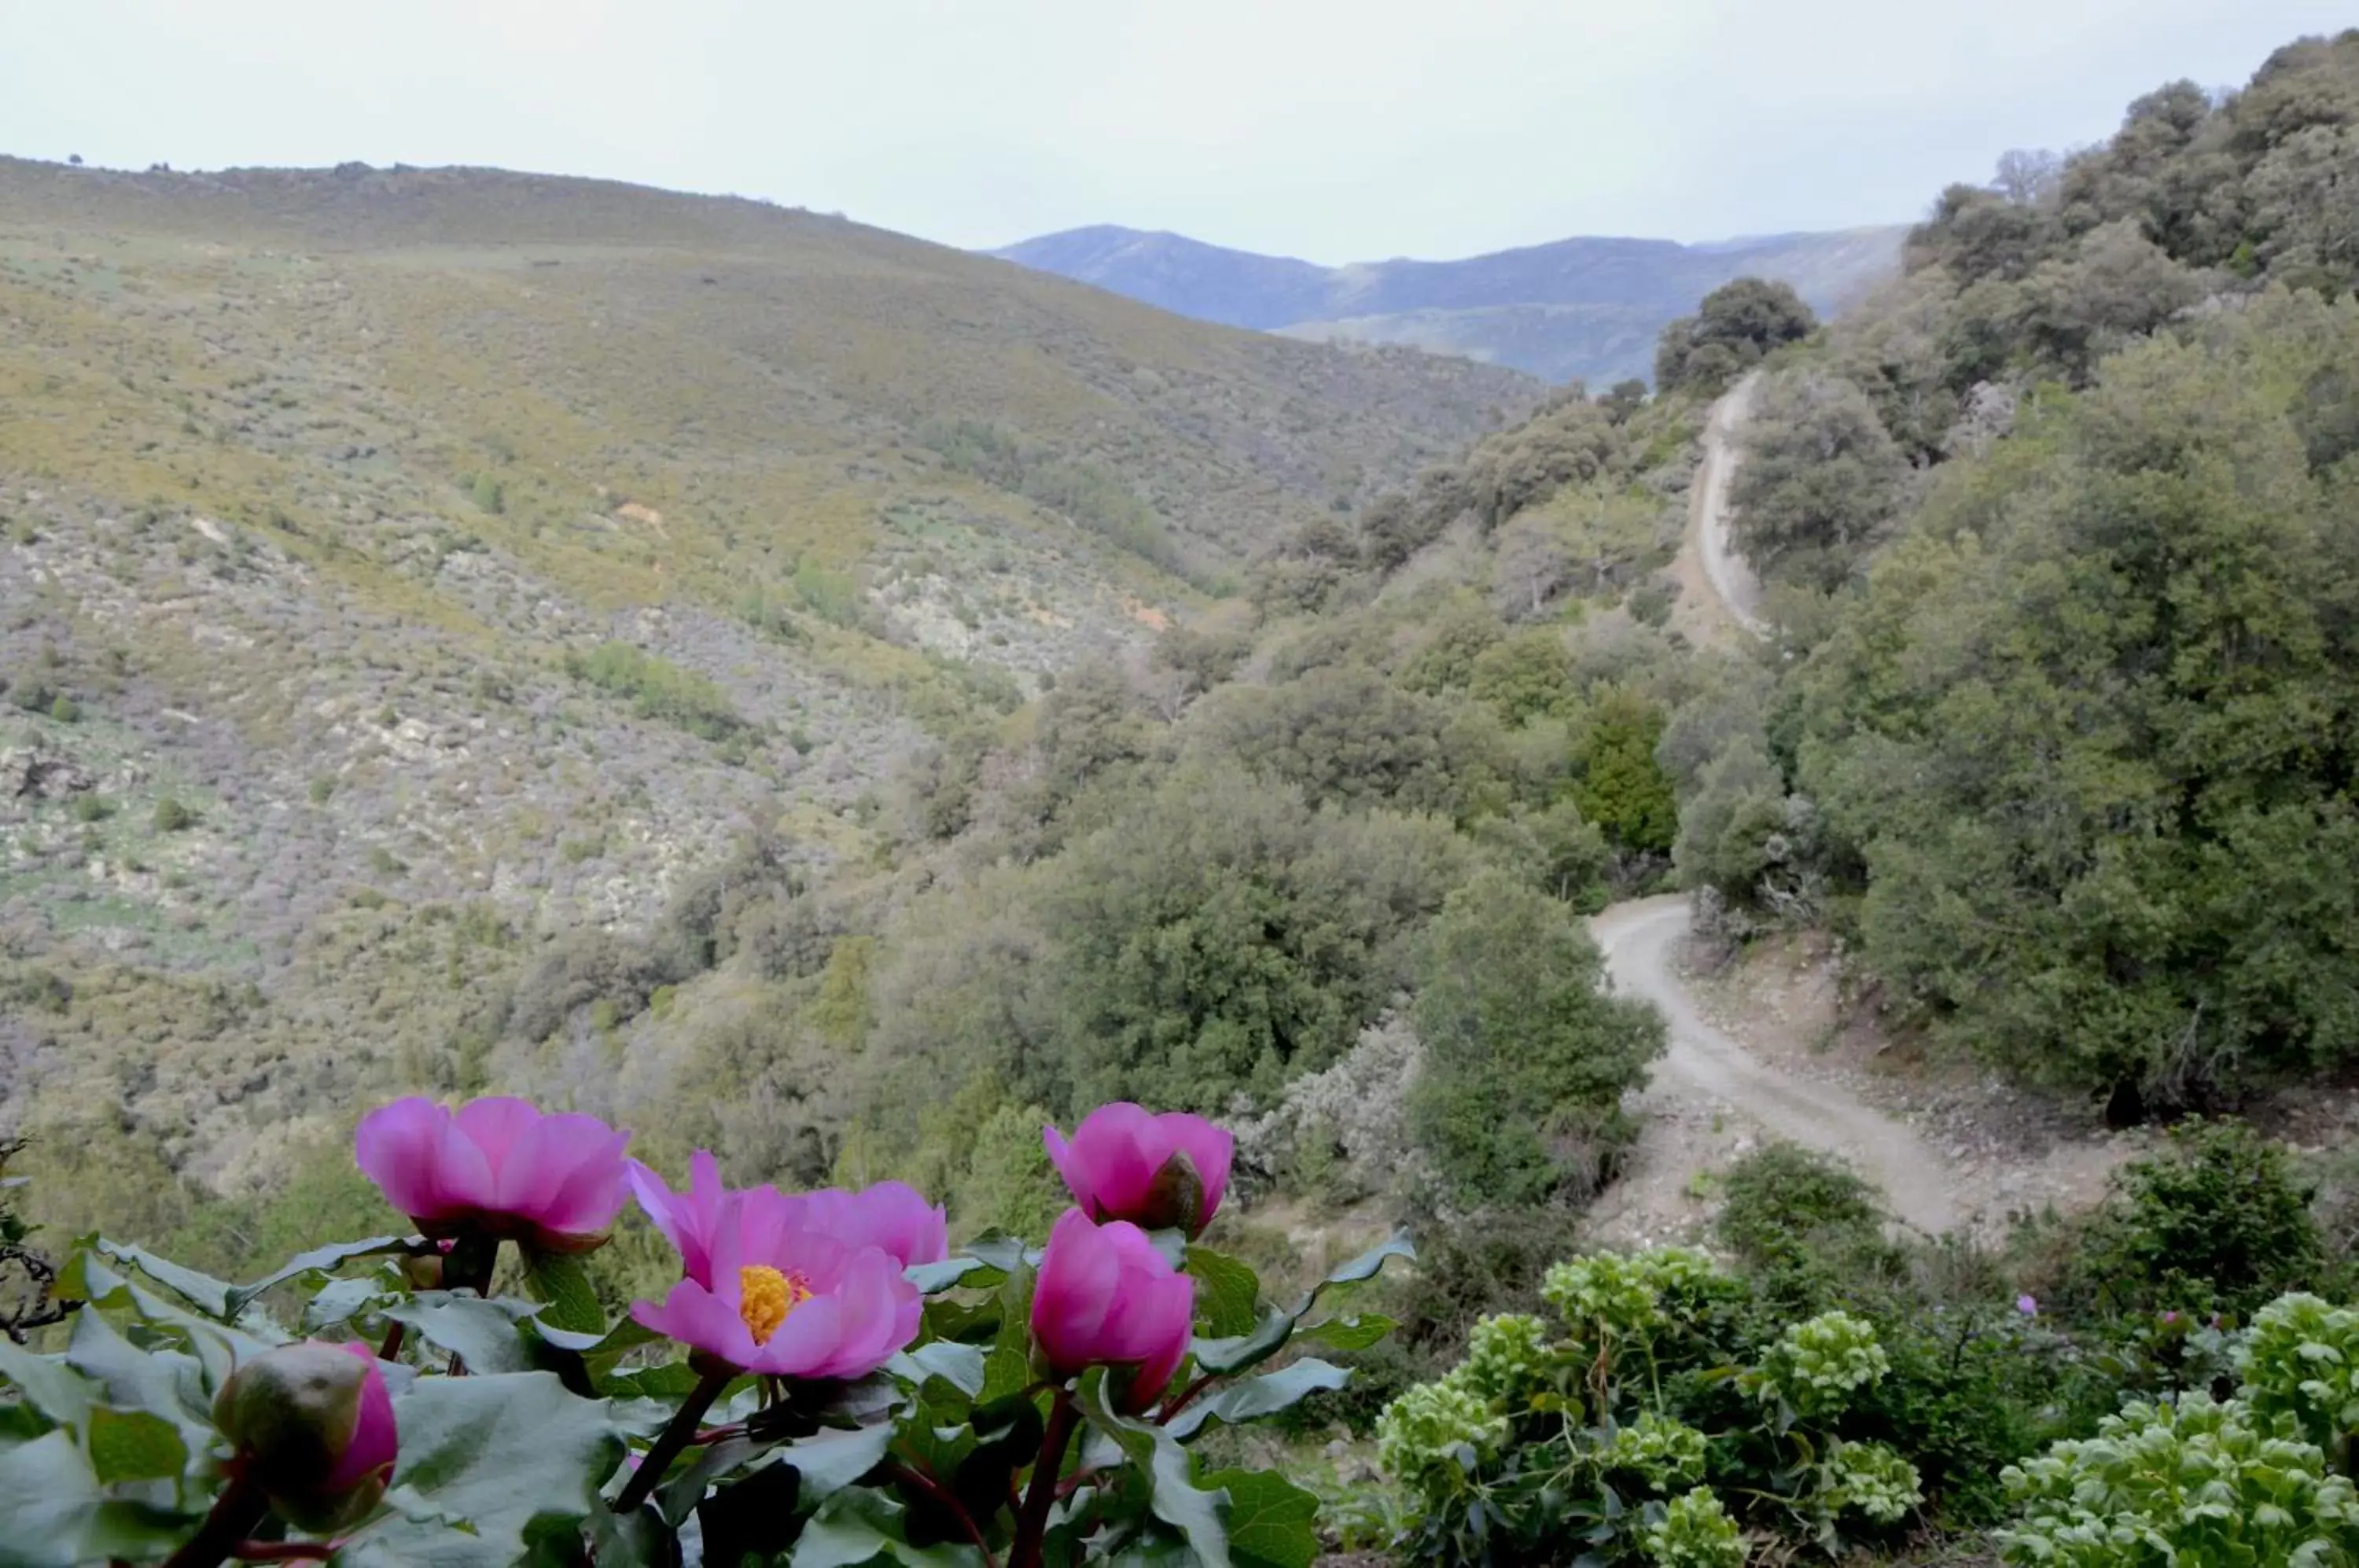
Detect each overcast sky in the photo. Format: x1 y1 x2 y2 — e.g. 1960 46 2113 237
2 1 2350 263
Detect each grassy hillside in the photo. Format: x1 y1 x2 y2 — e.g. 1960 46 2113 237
0 156 1537 1216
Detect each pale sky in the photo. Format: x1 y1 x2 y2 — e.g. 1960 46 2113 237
2 1 2350 263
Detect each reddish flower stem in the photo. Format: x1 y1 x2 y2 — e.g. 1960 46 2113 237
231 1544 337 1562
615 1366 734 1514
376 1321 405 1363
884 1460 999 1568
161 1472 270 1568
1008 1387 1080 1568
1155 1371 1218 1424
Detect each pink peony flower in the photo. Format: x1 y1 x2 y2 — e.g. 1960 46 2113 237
631 1187 920 1380
213 1341 399 1533
789 1180 949 1269
1031 1208 1195 1410
355 1096 631 1253
633 1156 949 1283
1043 1104 1233 1237
627 1150 735 1286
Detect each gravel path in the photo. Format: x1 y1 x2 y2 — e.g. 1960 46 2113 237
1590 896 1960 1235
1690 372 1767 635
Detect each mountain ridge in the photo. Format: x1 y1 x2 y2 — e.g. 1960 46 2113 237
990 222 1908 385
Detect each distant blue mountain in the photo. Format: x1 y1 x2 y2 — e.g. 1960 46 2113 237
989 223 1908 385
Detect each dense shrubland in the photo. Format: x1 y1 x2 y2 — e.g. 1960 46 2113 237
1667 30 2359 1114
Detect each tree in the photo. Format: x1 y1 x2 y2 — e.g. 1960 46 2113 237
1570 688 1680 858
1408 869 1665 1207
1656 278 1820 396
1793 294 2359 1108
1730 369 1910 591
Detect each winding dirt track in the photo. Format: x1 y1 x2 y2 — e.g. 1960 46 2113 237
1692 372 1767 635
1588 899 1958 1235
1584 381 1959 1237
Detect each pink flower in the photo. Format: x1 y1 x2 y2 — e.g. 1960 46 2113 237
628 1150 735 1286
632 1156 949 1283
212 1341 399 1532
1031 1208 1194 1410
2016 1294 2038 1317
1044 1104 1233 1237
631 1189 920 1380
789 1180 949 1269
355 1096 631 1253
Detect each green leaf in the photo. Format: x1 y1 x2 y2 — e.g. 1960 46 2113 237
56 1246 281 1389
0 1334 93 1430
1298 1312 1398 1352
782 1422 897 1503
1185 1246 1262 1338
793 1484 986 1566
86 1404 188 1485
224 1235 415 1316
92 1238 236 1318
1312 1233 1414 1291
64 1308 213 1452
1190 1308 1294 1376
1190 1235 1413 1377
0 1428 195 1567
906 1256 992 1294
520 1247 606 1336
1202 1469 1319 1568
1080 1371 1231 1568
892 1342 987 1398
1165 1360 1350 1441
381 1293 543 1374
339 1371 623 1568
302 1275 394 1334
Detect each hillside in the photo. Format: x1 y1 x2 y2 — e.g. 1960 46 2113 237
0 156 1538 1209
989 223 1907 385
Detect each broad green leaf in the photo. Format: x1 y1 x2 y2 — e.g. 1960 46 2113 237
906 1256 991 1294
92 1238 236 1319
63 1308 213 1452
1202 1469 1319 1568
793 1484 986 1566
224 1235 414 1316
339 1371 623 1568
960 1232 1032 1276
1190 1307 1294 1376
302 1275 394 1334
86 1404 188 1485
782 1422 896 1503
1297 1312 1398 1352
381 1292 543 1374
57 1247 280 1389
1190 1235 1412 1377
892 1341 986 1398
1165 1360 1350 1441
894 1376 978 1493
1184 1246 1262 1338
520 1247 606 1336
1081 1371 1231 1568
0 1428 194 1567
1315 1233 1414 1290
0 1335 93 1430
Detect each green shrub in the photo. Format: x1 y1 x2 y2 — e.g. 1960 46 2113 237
49 694 80 723
70 793 113 823
2240 1293 2359 1467
566 642 745 742
2071 1121 2323 1319
1999 1392 2359 1568
1642 1488 1746 1568
153 796 194 832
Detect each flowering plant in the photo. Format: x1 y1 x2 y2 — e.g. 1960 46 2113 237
0 1095 1406 1566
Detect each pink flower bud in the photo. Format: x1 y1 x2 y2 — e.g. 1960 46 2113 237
213 1342 397 1532
355 1096 631 1253
1030 1208 1194 1411
1043 1105 1233 1237
2016 1294 2038 1317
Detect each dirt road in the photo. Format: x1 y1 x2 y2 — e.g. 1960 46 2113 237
1676 373 1768 639
1590 896 1959 1235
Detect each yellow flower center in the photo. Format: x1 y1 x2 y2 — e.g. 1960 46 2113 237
738 1264 811 1346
